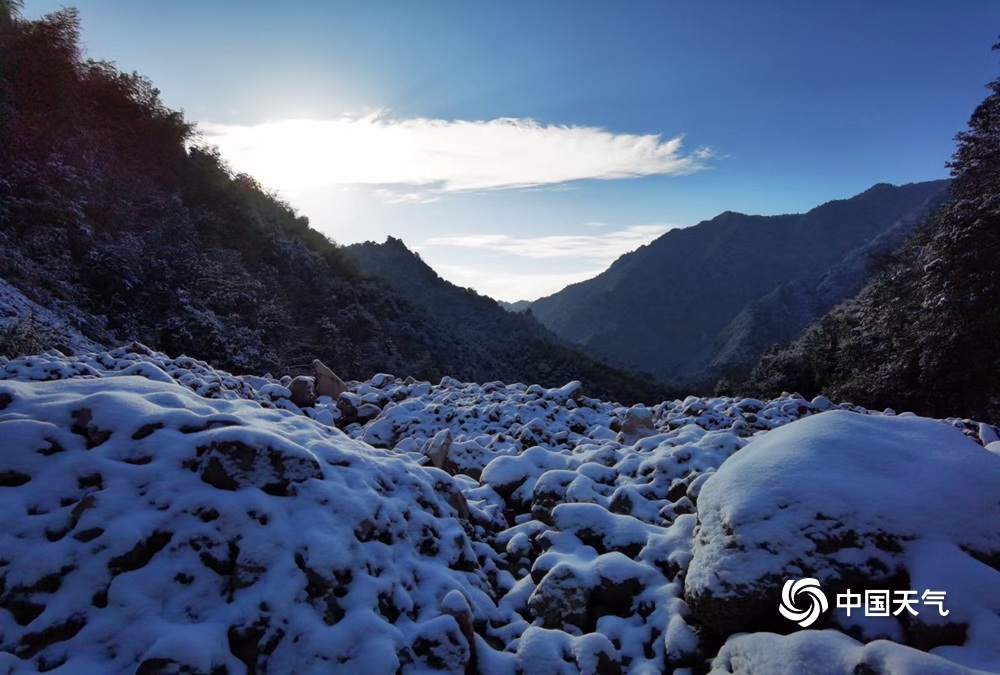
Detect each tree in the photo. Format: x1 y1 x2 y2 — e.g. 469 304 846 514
947 40 1000 208
742 37 1000 421
0 0 23 31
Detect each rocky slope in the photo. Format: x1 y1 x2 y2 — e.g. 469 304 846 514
527 180 949 389
1 345 998 674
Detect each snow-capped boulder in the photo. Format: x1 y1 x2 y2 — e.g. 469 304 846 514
617 405 657 444
422 428 452 471
709 630 982 675
686 410 1000 653
0 376 495 673
512 627 620 675
528 563 592 630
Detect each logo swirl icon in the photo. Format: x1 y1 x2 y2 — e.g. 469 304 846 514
779 578 828 627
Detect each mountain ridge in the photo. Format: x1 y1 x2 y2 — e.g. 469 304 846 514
345 236 680 403
0 9 673 405
526 179 950 388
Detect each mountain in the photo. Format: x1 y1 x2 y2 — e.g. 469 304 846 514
703 186 948 384
741 48 1000 422
499 299 533 313
528 180 949 389
346 237 678 403
0 9 667 404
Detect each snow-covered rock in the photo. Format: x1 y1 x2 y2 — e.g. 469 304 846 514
1 346 998 673
0 375 493 673
709 630 985 675
686 411 1000 667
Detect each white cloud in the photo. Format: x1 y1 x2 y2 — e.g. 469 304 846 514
417 224 676 260
199 113 710 194
370 188 441 204
415 224 680 301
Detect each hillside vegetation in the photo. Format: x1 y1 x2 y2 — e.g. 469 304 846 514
527 180 947 389
0 8 668 404
349 237 678 403
742 42 1000 423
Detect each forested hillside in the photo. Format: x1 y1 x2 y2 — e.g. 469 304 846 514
0 8 666 403
742 42 1000 422
528 180 947 389
349 237 677 402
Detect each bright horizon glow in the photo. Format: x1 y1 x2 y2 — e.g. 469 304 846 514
430 261 610 304
415 224 677 301
418 225 674 260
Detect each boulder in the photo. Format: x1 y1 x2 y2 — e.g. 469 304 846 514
194 438 323 497
617 406 657 445
514 628 620 675
441 590 477 673
288 376 317 408
422 428 452 471
312 359 348 399
336 391 360 421
685 411 1000 640
528 564 591 630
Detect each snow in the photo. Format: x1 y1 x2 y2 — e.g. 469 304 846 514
0 279 105 357
687 412 1000 593
0 370 494 672
906 539 1000 672
709 630 990 675
687 410 1000 669
1 345 998 673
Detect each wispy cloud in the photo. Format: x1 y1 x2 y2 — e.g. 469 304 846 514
418 224 675 260
199 113 711 195
370 188 441 204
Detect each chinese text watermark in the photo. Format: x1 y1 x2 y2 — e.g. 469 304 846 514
779 578 949 628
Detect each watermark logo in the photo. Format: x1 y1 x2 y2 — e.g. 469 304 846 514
836 589 949 617
780 579 950 626
779 578 828 627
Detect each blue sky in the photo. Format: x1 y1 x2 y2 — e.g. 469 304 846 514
29 1 1000 301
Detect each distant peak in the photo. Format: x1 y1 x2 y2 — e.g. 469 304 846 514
860 182 894 194
384 235 411 250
